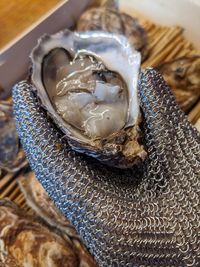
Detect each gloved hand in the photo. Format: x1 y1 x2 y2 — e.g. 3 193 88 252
13 68 200 267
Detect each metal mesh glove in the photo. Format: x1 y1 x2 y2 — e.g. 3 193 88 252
13 68 200 267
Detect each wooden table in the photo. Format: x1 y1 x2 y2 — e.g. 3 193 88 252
0 0 61 49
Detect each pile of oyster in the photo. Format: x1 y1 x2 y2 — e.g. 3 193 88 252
0 193 97 267
18 172 98 265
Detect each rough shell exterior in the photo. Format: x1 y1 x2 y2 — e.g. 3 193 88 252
157 55 200 112
0 199 79 267
0 101 27 172
18 172 98 266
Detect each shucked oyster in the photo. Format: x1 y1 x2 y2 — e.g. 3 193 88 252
18 172 98 267
31 30 146 168
77 0 149 61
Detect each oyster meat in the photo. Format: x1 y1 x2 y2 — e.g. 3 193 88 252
31 30 146 168
0 101 27 172
18 172 98 266
157 55 200 112
77 0 149 61
0 199 79 267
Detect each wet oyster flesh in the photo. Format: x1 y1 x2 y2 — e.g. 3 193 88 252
50 52 128 139
31 30 146 168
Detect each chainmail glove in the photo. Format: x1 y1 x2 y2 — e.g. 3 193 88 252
13 68 200 267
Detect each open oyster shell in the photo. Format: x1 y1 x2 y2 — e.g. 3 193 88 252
0 199 79 267
18 172 98 266
0 101 27 172
157 55 200 112
76 0 149 61
30 30 146 168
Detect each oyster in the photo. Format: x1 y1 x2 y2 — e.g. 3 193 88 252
157 56 200 112
0 199 79 267
18 172 98 266
0 253 21 267
30 30 146 168
77 0 149 61
18 172 81 239
0 101 27 172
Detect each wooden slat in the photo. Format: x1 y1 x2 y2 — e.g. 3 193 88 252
188 100 200 124
8 186 21 201
0 172 15 190
0 179 18 198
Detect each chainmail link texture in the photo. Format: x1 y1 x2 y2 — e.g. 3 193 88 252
13 68 200 267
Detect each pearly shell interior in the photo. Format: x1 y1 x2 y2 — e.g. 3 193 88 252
31 30 141 143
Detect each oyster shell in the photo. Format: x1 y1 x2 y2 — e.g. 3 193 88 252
18 172 80 239
18 172 98 266
0 101 27 172
0 254 21 267
30 30 146 168
0 199 79 267
157 56 200 112
76 0 149 61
